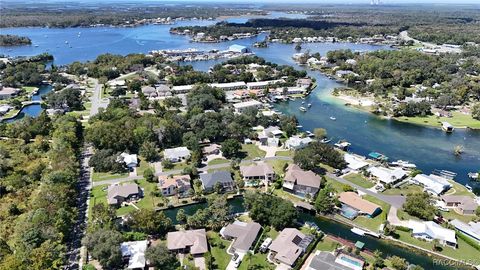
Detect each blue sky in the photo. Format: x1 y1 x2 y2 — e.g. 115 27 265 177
17 0 480 4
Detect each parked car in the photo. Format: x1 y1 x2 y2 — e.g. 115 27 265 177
259 237 272 253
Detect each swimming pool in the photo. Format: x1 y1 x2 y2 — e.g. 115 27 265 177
340 205 359 219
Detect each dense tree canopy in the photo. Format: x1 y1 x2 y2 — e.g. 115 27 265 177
244 191 297 230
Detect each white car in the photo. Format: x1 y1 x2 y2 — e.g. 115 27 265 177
253 157 261 161
232 253 241 268
259 237 272 253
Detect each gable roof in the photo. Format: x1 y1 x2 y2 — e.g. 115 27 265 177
240 162 274 177
409 220 456 245
158 174 191 189
284 164 321 188
120 240 148 269
167 229 208 255
199 170 233 189
269 228 306 266
164 147 191 160
221 221 262 251
107 183 140 204
338 192 381 215
367 166 407 184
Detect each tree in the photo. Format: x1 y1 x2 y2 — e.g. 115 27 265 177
126 209 172 236
139 141 159 162
294 141 346 170
221 139 241 159
472 103 480 120
373 250 385 268
176 209 187 224
403 192 437 220
244 191 297 230
213 182 223 194
82 229 123 270
163 96 182 109
476 206 480 217
314 184 337 214
389 255 408 270
161 159 174 169
145 244 179 270
313 128 327 139
143 168 157 183
91 204 117 230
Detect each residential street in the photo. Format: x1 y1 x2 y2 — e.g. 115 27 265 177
89 80 109 116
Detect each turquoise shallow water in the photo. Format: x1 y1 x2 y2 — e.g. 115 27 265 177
1 15 478 183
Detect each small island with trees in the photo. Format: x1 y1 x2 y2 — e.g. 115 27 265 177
0 34 32 46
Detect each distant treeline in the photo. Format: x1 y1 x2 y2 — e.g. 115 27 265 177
0 34 31 46
228 18 364 30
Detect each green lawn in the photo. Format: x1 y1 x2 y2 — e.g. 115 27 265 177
136 157 152 176
238 253 274 270
265 159 289 175
445 180 475 198
441 210 477 223
163 162 189 172
88 184 108 221
325 177 347 193
91 171 129 182
343 173 375 189
272 188 303 203
395 111 480 129
350 195 390 232
208 158 230 166
207 231 231 270
134 179 164 211
382 184 423 196
396 231 480 261
22 86 38 93
241 144 266 160
275 150 294 158
315 236 341 251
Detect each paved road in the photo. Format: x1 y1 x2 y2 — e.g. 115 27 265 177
326 172 406 208
89 80 109 116
399 31 462 54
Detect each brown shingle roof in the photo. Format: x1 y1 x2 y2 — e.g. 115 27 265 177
269 228 305 266
240 162 274 178
284 164 321 188
338 192 381 215
167 229 208 255
158 174 191 189
107 183 141 204
221 221 262 252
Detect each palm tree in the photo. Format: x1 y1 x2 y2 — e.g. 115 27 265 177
453 145 464 156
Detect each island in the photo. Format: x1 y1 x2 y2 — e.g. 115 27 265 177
0 34 31 46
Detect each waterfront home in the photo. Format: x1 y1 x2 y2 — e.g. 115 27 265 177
440 195 478 215
167 229 208 255
307 251 365 270
247 79 285 90
202 143 221 155
158 174 192 197
296 78 312 88
156 84 172 97
229 44 249 53
338 192 382 219
367 166 407 185
199 170 235 192
210 81 247 91
141 85 158 98
240 162 275 186
172 85 194 94
0 104 12 116
344 154 369 171
335 70 359 78
408 220 457 248
262 126 284 138
346 59 357 66
269 228 313 267
283 164 322 197
284 136 313 150
164 147 191 162
120 153 138 169
0 86 20 100
107 183 142 206
233 100 263 113
450 219 480 243
233 89 263 99
220 221 262 253
120 240 148 269
411 174 452 196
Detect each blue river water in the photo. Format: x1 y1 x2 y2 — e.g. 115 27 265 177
0 14 478 184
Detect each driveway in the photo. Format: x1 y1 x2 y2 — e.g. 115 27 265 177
194 256 206 270
226 252 245 270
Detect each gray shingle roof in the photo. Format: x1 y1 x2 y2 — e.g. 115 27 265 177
199 170 233 189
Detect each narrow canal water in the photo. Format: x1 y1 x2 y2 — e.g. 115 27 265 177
163 197 467 270
5 85 53 122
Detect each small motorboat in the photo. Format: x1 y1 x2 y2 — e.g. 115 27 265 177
307 103 312 108
320 138 332 144
465 184 473 192
330 116 336 121
299 106 307 112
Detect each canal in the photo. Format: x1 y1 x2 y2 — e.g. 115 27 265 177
4 84 53 122
163 197 467 270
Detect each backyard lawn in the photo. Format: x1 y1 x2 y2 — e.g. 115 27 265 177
265 159 289 175
207 231 231 270
91 171 129 182
275 150 294 158
343 173 375 189
208 158 230 166
136 156 152 176
315 236 341 252
395 111 480 129
241 144 266 160
238 253 274 270
351 195 390 232
382 184 423 196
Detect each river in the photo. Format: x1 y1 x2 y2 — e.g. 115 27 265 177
0 14 478 181
164 197 466 270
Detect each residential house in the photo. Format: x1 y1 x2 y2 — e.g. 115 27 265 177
344 154 369 171
141 85 157 98
338 192 382 218
284 136 313 150
258 126 283 146
408 220 457 248
307 251 365 270
450 219 480 243
0 86 20 100
247 79 285 90
233 100 263 113
269 228 313 267
120 153 138 169
202 144 221 155
283 164 322 197
0 104 12 116
167 229 208 255
120 240 148 269
107 183 142 206
172 85 194 94
158 174 192 197
199 170 235 192
296 78 312 88
233 89 262 99
411 174 452 196
240 162 275 186
367 166 407 185
335 70 358 78
220 221 262 253
210 81 247 91
440 195 478 215
164 147 191 162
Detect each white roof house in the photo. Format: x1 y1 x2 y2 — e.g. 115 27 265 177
210 81 246 90
408 220 457 247
411 174 452 195
172 85 194 93
120 240 148 269
284 136 313 150
233 100 263 113
120 153 138 168
450 219 480 243
164 147 191 162
367 166 407 184
344 154 369 170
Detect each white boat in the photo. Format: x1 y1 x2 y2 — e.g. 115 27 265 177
299 106 307 112
351 227 367 236
441 122 454 133
320 138 332 144
390 160 417 168
334 141 351 150
468 172 479 180
330 116 336 121
65 41 69 44
465 184 473 192
301 101 305 104
307 103 312 108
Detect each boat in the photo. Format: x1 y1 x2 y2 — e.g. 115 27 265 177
465 184 473 192
441 122 454 133
390 160 416 168
301 101 305 104
34 45 39 47
330 116 336 121
299 106 307 112
65 41 69 44
351 227 367 236
306 131 314 137
320 138 332 144
368 152 388 161
334 140 351 150
307 103 312 108
468 172 479 180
